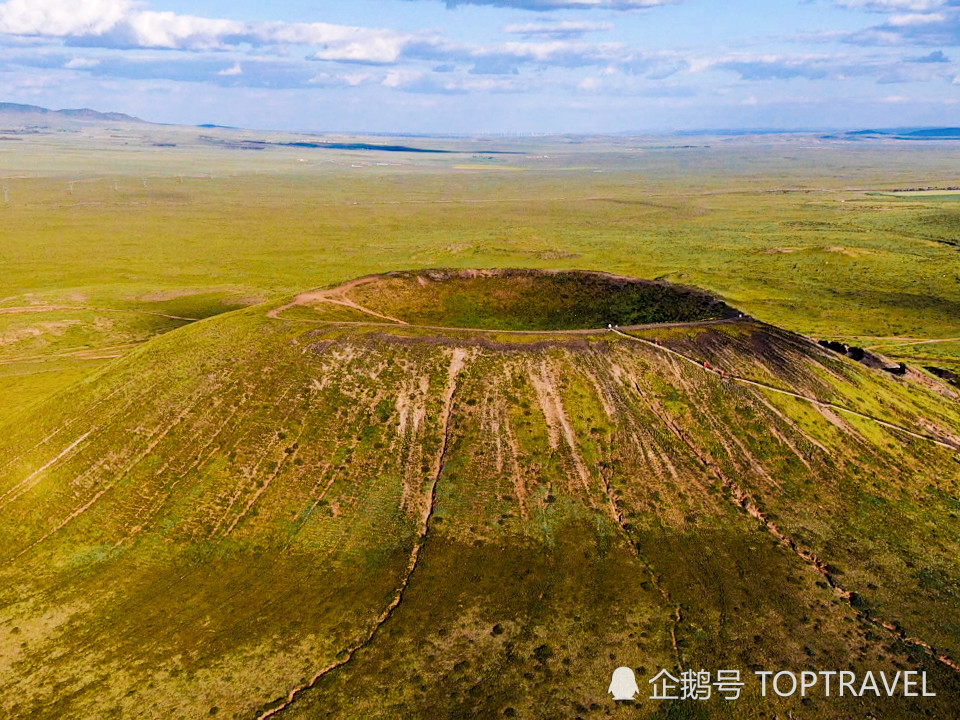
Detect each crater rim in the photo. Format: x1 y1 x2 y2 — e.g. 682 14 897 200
283 268 743 333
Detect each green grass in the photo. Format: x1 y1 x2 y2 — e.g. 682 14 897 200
343 269 736 330
1 127 960 719
2 308 958 718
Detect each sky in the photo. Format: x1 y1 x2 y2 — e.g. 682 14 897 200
1 0 959 133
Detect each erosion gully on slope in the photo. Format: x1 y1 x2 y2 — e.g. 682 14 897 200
612 327 960 453
2 391 207 568
254 348 469 719
613 328 960 677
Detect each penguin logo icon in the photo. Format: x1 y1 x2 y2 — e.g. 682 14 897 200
608 667 639 701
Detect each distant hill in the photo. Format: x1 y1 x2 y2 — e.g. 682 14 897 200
901 127 960 138
0 102 143 124
844 127 960 140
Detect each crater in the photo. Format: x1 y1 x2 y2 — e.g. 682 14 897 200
293 269 739 331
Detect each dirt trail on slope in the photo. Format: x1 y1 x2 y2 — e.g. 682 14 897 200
481 379 530 522
863 336 960 349
397 373 432 516
271 310 738 337
4 398 200 566
722 465 960 675
0 431 92 511
119 390 252 547
224 422 305 539
210 387 295 539
256 348 469 720
751 393 831 455
267 276 408 325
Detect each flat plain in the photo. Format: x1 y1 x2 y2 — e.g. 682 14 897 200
1 116 959 719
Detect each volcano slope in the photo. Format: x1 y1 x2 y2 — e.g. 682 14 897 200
1 269 959 720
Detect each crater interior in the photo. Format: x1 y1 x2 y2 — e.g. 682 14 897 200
325 268 739 331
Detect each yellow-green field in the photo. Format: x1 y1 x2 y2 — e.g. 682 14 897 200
2 125 959 421
1 122 959 719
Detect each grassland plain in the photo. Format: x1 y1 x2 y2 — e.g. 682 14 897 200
1 124 960 718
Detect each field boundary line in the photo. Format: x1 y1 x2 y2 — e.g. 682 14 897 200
0 304 199 322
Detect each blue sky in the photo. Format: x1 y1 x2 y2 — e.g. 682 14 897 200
0 0 959 133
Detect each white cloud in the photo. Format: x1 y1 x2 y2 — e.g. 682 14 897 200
308 31 409 63
0 0 415 62
0 0 132 37
834 0 946 10
414 37 642 72
832 0 960 46
261 22 412 62
64 56 101 69
382 68 424 88
116 10 247 50
308 70 377 87
697 48 955 85
578 75 603 91
448 75 525 91
0 0 684 76
502 20 614 38
886 11 945 25
343 71 375 86
6 0 953 126
435 0 678 8
842 9 960 46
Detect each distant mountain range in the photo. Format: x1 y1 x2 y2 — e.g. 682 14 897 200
845 127 960 139
673 126 960 140
0 102 144 123
3 101 960 138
